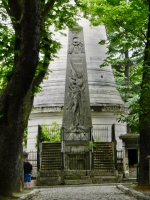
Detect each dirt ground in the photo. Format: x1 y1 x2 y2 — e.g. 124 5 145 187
128 184 150 197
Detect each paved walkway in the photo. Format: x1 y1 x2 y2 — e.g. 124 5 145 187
32 185 137 200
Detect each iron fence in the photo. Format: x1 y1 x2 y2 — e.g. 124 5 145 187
27 149 121 173
28 151 37 167
117 149 123 171
92 127 108 142
64 151 89 171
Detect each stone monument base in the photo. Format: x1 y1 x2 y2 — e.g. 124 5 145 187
36 169 119 186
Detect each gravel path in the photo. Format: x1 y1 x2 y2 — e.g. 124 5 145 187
32 185 137 200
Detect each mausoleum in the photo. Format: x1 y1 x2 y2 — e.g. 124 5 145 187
27 18 127 154
25 18 131 185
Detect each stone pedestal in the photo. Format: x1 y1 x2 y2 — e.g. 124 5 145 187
62 26 92 169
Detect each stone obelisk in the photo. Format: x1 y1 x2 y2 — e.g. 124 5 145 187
62 26 92 169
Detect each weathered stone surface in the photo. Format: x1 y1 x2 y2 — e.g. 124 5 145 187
62 26 92 133
64 179 92 185
28 186 138 200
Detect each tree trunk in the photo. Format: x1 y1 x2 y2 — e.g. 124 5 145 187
13 146 23 192
0 0 40 196
0 84 36 196
139 1 150 185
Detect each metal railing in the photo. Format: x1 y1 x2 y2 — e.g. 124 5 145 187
64 151 89 171
28 151 37 167
117 149 123 171
111 124 117 169
92 127 109 142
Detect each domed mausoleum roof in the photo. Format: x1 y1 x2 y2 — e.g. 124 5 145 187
33 19 124 109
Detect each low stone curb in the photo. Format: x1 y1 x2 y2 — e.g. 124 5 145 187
18 189 40 200
117 185 150 200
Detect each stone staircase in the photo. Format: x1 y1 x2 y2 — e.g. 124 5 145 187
40 142 115 171
41 142 61 170
64 174 92 185
93 142 114 170
37 142 118 186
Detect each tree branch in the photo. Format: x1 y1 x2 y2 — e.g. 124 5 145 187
33 33 52 89
7 0 23 27
41 0 56 21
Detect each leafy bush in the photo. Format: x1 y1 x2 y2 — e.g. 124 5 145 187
35 122 61 148
41 122 61 142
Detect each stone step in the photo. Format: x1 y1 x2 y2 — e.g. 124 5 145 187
42 142 61 146
42 145 61 148
41 162 61 166
94 164 114 167
94 165 114 169
94 142 113 145
94 144 113 147
120 178 137 183
81 176 91 180
93 175 118 183
93 167 114 170
42 142 61 151
42 148 61 151
41 160 61 164
64 179 92 185
65 175 90 180
93 159 113 162
40 167 61 170
41 166 61 170
94 162 114 165
93 142 114 170
93 155 113 159
94 143 113 146
94 146 113 149
94 148 113 152
41 154 61 158
41 163 61 167
94 147 113 150
42 157 61 160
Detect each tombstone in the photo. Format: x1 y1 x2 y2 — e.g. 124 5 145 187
62 26 92 170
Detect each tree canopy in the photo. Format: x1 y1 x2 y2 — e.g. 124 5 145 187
0 0 81 197
81 0 148 132
81 0 150 185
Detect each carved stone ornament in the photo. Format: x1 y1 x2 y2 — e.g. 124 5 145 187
31 106 62 113
62 26 92 134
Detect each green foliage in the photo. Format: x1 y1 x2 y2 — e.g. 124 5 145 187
23 127 28 148
81 0 147 132
40 122 61 143
88 141 97 150
0 1 81 94
31 85 42 97
0 14 15 93
40 124 50 142
93 136 101 142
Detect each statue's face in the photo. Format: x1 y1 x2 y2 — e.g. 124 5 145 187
73 37 80 45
